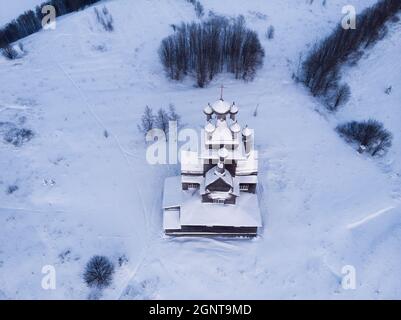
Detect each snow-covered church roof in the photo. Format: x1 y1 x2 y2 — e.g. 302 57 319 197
203 104 213 115
180 191 262 227
211 99 231 114
230 120 241 133
163 176 262 229
208 118 235 144
205 121 216 133
230 103 239 114
205 166 233 189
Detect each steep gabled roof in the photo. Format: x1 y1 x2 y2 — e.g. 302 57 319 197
205 166 233 190
209 118 233 143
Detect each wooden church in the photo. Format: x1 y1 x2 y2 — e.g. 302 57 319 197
162 92 262 236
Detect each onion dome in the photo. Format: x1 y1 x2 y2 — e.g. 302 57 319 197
205 121 216 133
218 147 229 159
242 125 252 137
230 102 239 114
230 120 241 133
203 103 213 115
211 99 231 114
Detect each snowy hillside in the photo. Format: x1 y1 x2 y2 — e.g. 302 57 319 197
1 0 400 299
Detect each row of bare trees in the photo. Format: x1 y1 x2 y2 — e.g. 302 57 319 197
0 0 101 48
138 104 181 139
301 0 401 111
159 15 265 87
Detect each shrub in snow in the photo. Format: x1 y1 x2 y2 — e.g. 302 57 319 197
4 128 34 147
2 45 19 60
253 104 259 117
1 44 25 60
266 25 275 40
167 104 181 125
138 105 155 136
155 108 171 137
58 249 72 263
325 84 351 111
156 104 182 138
301 0 401 109
83 255 114 289
92 44 107 52
385 86 392 95
336 119 392 156
138 105 181 139
6 185 18 194
94 6 114 32
118 254 128 267
159 15 265 87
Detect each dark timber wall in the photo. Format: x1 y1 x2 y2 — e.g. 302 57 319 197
165 225 258 237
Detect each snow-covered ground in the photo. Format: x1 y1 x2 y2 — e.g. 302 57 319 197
1 0 400 299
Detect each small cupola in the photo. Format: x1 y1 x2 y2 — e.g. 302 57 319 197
203 103 214 121
242 125 253 155
216 147 229 174
230 120 241 139
211 99 231 119
229 102 239 120
242 125 252 138
205 120 216 140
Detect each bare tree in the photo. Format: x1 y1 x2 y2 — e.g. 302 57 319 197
83 255 114 289
137 105 155 136
4 127 34 146
301 0 401 110
266 25 274 40
325 84 351 111
94 6 114 32
385 85 392 95
168 104 181 125
1 45 19 59
155 107 170 137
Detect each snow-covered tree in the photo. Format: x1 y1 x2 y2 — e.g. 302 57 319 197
336 119 393 156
